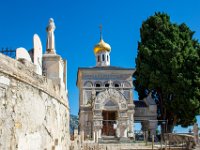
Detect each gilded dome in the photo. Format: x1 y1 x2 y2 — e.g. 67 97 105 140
94 38 111 54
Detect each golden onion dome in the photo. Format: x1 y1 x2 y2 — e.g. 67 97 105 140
94 38 111 54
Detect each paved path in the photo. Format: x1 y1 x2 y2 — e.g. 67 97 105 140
194 144 200 150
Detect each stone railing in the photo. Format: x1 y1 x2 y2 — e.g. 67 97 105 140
164 133 196 149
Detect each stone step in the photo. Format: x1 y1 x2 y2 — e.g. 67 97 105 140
194 145 200 150
99 139 119 143
99 136 120 143
100 143 156 150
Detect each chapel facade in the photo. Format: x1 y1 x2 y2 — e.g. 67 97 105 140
77 30 135 142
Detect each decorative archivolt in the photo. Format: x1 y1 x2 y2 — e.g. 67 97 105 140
94 88 127 110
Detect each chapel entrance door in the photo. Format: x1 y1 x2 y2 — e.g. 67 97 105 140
102 111 117 136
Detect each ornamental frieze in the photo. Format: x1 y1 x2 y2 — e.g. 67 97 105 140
83 74 130 80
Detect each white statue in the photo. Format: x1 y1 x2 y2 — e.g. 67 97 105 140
46 18 56 53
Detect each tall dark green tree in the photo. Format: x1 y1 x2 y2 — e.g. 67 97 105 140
134 12 200 133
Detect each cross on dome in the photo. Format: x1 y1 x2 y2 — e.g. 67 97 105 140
93 25 111 67
99 24 103 40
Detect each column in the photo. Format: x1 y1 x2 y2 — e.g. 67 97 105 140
141 121 149 141
148 120 158 139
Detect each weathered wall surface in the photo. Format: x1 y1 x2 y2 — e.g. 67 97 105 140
0 54 70 150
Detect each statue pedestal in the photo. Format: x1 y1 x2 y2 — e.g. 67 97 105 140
42 53 65 89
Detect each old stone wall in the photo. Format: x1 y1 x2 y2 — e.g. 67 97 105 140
0 54 70 150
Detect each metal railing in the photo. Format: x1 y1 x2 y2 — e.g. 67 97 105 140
0 48 16 58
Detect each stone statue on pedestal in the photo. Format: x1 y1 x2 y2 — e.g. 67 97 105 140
46 18 56 53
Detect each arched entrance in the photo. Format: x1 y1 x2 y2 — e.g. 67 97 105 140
93 88 132 141
102 111 118 136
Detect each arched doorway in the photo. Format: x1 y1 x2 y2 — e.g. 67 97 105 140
93 89 130 140
102 110 118 136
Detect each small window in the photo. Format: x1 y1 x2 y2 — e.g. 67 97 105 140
115 84 119 87
107 55 109 61
105 83 109 87
102 54 105 61
96 84 100 87
98 55 100 62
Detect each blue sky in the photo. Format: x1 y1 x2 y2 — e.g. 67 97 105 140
0 0 200 132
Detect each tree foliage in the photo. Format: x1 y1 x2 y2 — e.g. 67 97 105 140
133 12 200 132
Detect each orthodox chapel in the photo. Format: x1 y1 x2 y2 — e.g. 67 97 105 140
77 28 157 142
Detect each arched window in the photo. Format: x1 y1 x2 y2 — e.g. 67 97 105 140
102 54 105 61
105 83 109 87
104 81 110 87
113 81 121 88
114 83 119 87
107 55 109 61
97 55 100 62
95 81 102 87
96 84 100 87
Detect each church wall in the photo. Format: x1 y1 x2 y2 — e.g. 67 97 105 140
78 69 135 140
0 54 70 150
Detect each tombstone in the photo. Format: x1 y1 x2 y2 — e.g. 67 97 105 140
16 47 32 62
33 34 43 75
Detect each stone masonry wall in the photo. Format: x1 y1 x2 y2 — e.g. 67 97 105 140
0 54 70 150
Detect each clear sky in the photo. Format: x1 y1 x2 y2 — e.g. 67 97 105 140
0 0 200 132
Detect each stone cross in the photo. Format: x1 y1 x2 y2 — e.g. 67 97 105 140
46 18 56 54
